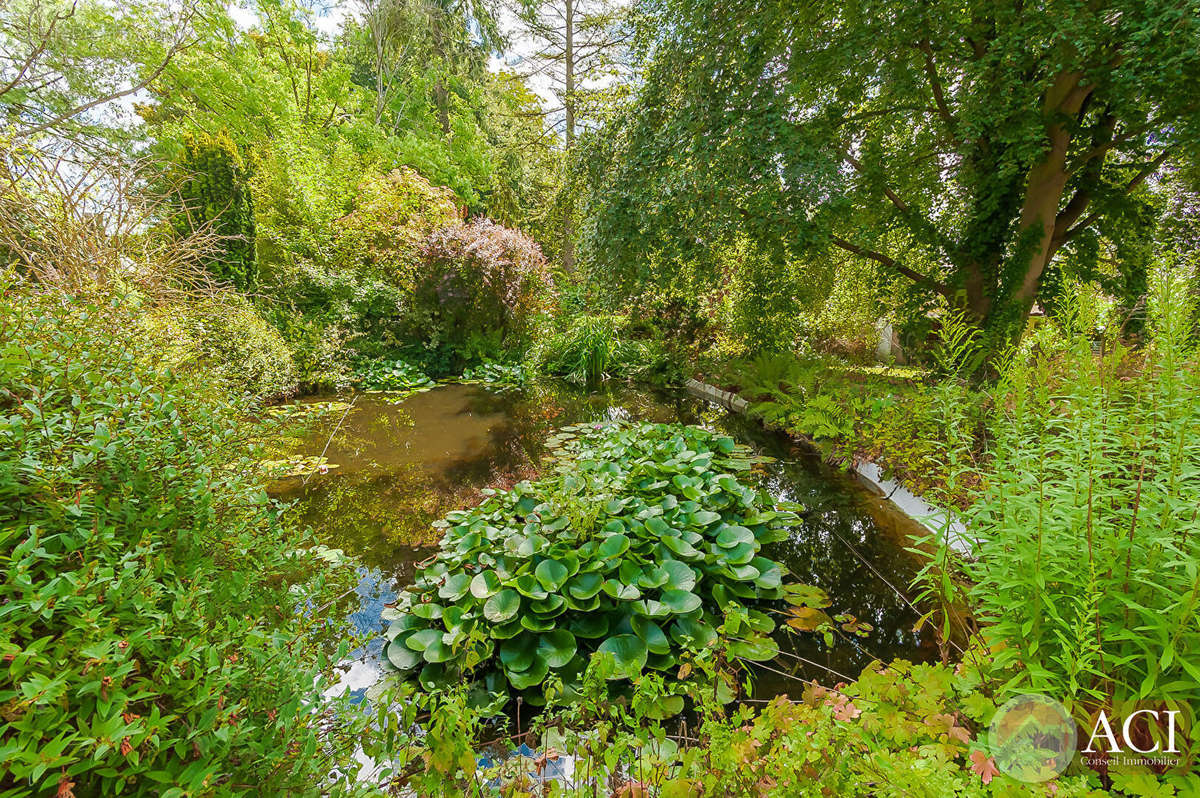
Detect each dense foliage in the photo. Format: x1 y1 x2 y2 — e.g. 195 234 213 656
167 131 258 291
384 422 798 700
411 218 553 367
584 0 1200 350
0 286 366 795
935 272 1200 762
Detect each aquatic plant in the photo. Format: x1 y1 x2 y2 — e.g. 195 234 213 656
382 421 802 703
460 360 529 390
354 357 436 392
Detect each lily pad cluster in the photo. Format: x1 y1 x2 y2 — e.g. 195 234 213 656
354 358 435 393
383 421 803 701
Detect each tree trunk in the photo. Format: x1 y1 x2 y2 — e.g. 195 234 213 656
561 0 576 273
1009 73 1093 319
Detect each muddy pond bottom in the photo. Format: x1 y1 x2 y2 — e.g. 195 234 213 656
270 381 940 702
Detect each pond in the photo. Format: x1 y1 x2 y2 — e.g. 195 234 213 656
269 381 940 704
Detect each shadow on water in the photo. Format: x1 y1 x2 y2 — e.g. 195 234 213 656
270 380 940 702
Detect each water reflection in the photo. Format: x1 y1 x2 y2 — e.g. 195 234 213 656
272 381 939 697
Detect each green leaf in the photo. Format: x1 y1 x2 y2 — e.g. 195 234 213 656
470 571 501 599
500 636 535 672
596 635 648 679
567 572 604 599
660 590 702 614
386 641 422 670
716 526 755 548
484 589 520 623
438 573 471 601
536 630 577 668
631 616 671 655
598 533 630 558
535 559 569 591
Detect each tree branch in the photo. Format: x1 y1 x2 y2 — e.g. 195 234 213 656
917 40 961 147
829 234 951 297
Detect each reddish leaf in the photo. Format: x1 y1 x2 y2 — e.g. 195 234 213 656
969 750 999 785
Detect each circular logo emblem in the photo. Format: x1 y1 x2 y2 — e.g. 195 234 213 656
989 694 1077 782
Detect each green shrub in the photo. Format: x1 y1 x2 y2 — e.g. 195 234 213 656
0 286 370 795
142 292 298 401
409 218 553 366
168 131 257 291
382 421 800 703
334 167 462 287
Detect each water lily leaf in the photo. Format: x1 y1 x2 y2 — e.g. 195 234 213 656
386 641 422 670
783 583 831 608
500 636 535 672
728 635 779 662
670 616 717 649
716 526 755 548
751 558 782 589
722 541 757 565
645 651 679 671
514 574 549 599
618 560 642 585
470 570 501 599
567 572 604 599
405 628 442 651
632 599 671 618
438 573 471 601
645 695 685 718
637 565 670 589
603 579 641 601
725 562 760 581
565 593 601 611
631 616 671 655
596 634 648 680
483 589 520 623
785 606 831 632
386 615 421 640
691 510 721 526
660 590 702 614
597 533 630 558
411 602 443 620
520 614 556 632
662 560 697 591
418 663 447 691
530 594 566 615
507 658 548 689
570 614 610 638
489 620 524 639
714 436 736 453
536 629 577 668
660 536 700 558
535 559 569 591
644 516 671 536
423 639 454 663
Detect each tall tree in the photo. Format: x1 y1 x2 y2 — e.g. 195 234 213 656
355 0 500 137
0 0 207 152
588 0 1200 347
510 0 627 270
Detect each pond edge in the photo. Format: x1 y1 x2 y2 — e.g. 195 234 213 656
683 377 975 557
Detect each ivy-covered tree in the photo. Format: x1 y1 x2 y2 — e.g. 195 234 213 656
586 0 1200 347
169 131 257 291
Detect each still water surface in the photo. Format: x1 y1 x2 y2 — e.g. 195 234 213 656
271 381 939 701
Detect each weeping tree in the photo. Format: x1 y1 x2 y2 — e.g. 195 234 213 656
585 0 1200 350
